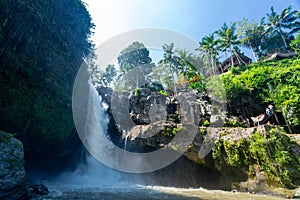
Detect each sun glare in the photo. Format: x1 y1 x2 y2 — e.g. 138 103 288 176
83 0 130 45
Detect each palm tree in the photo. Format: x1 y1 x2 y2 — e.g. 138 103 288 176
176 48 193 74
265 6 300 49
216 22 240 68
238 18 265 61
159 43 179 95
197 33 219 74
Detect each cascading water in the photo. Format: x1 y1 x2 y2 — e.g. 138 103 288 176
47 83 128 188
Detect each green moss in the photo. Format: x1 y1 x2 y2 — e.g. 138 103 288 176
203 120 210 127
249 128 298 188
134 88 141 96
212 127 299 188
0 131 14 143
0 70 74 149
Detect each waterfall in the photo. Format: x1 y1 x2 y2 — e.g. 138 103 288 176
48 83 127 188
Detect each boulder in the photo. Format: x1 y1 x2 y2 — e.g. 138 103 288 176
0 131 29 200
129 88 167 125
28 184 49 196
295 188 300 198
128 121 178 147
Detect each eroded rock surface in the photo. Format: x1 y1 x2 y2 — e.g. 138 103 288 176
0 132 28 200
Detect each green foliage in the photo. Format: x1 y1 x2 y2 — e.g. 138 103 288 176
159 90 168 96
199 5 299 61
290 32 300 55
114 42 153 91
0 0 94 149
223 139 250 166
134 88 140 96
264 6 300 48
172 127 180 135
151 64 174 90
197 33 219 69
212 139 222 160
184 71 206 93
207 76 227 103
0 131 14 144
117 41 152 72
162 127 175 137
237 18 265 60
222 58 300 127
103 64 117 86
216 22 240 55
249 129 298 187
203 120 210 127
212 128 300 188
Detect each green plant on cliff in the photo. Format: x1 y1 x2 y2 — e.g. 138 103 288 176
0 131 14 144
222 57 300 129
0 0 94 149
212 127 300 188
290 32 300 55
249 128 299 187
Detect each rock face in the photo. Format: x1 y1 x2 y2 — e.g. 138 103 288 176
295 188 300 198
0 132 28 200
97 86 300 193
185 125 300 191
128 121 179 148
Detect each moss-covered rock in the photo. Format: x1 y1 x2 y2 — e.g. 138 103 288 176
0 131 29 200
185 125 300 192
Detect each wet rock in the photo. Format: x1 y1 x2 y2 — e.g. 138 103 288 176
28 184 49 196
129 88 167 125
97 86 113 106
0 131 29 200
128 121 178 147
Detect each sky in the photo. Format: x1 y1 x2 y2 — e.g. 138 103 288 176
83 0 300 61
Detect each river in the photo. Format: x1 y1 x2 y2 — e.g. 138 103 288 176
32 185 285 200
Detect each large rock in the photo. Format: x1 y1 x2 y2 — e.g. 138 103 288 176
129 88 167 125
0 132 29 200
184 125 300 192
295 188 300 198
128 121 179 147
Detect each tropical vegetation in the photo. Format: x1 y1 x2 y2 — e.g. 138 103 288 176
96 5 300 131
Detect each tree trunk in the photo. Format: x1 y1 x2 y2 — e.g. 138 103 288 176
250 45 258 62
234 51 247 66
170 64 177 96
278 28 288 48
230 48 234 67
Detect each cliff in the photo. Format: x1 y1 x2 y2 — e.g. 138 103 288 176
98 86 300 193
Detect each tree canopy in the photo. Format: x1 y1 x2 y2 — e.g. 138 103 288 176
117 41 152 73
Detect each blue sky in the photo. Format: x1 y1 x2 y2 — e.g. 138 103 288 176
83 0 300 60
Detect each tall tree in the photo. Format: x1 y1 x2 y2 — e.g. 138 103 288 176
265 6 300 48
176 48 193 74
116 41 152 90
98 64 117 87
216 22 240 67
197 33 219 73
117 41 152 72
237 18 265 61
158 43 180 95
